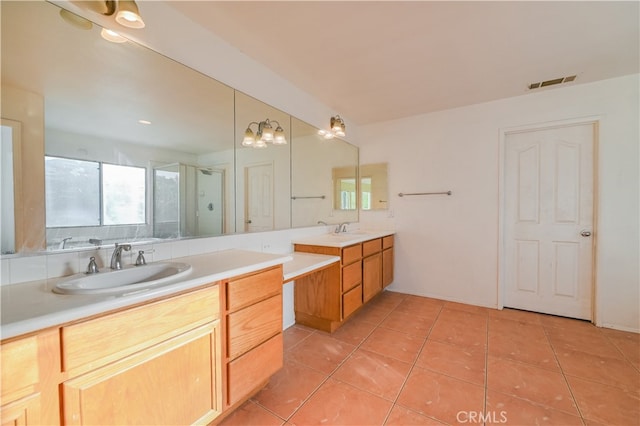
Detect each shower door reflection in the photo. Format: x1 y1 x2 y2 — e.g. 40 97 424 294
153 163 225 239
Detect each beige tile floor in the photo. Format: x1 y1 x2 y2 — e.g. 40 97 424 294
220 291 640 425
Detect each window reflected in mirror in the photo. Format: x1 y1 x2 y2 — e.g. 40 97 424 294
333 169 357 210
359 163 389 210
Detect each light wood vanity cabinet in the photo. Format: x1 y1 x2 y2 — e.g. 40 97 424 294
223 266 283 410
1 329 60 426
1 264 287 426
382 235 394 288
362 238 383 303
294 234 394 333
61 285 223 426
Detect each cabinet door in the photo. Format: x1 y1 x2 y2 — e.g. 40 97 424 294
1 393 40 426
63 322 222 426
383 247 394 287
362 253 382 303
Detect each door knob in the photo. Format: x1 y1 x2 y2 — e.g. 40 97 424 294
580 230 592 237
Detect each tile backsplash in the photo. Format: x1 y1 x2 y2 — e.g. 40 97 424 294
0 225 345 286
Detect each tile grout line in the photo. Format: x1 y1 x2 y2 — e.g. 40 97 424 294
483 313 489 426
541 324 588 426
600 332 640 375
379 301 446 426
271 297 402 425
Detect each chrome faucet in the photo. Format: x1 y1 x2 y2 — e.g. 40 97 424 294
59 237 72 249
110 243 132 270
317 220 328 226
335 222 349 233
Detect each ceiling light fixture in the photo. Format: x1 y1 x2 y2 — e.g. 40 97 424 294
242 119 287 149
318 115 346 139
115 0 145 28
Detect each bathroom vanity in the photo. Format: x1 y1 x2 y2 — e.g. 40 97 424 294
0 250 292 425
292 231 395 332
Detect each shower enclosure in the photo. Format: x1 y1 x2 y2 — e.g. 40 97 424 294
153 163 225 239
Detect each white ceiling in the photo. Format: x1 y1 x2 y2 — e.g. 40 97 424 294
167 1 639 125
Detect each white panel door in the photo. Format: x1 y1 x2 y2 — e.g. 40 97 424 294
245 163 274 232
504 123 595 320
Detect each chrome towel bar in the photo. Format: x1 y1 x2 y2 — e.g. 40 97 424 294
398 191 452 197
291 195 326 200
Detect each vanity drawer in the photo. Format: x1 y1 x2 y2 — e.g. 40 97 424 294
362 238 382 257
227 295 282 360
342 260 362 292
227 333 283 406
226 266 282 312
382 235 394 250
61 285 219 374
342 244 362 265
342 284 362 319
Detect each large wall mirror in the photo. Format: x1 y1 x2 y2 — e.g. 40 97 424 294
235 92 291 233
291 118 358 227
360 163 389 210
0 0 358 255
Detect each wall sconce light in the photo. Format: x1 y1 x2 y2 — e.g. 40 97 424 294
242 119 287 149
318 115 346 139
115 0 145 29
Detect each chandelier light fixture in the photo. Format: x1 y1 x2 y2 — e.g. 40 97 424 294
242 119 287 149
318 115 346 139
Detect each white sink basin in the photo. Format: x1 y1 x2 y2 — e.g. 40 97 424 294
53 262 192 295
331 231 373 237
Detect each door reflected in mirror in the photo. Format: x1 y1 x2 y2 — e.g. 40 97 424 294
235 92 291 232
360 163 389 210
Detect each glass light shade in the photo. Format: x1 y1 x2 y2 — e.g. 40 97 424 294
242 128 255 146
273 126 287 145
254 138 268 148
318 129 334 139
261 121 274 142
115 1 145 29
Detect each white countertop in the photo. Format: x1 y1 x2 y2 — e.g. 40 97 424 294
283 252 340 282
1 249 292 340
292 230 394 248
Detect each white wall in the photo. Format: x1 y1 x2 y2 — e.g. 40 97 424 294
359 74 639 332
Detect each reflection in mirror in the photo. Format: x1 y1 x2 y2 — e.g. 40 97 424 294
360 163 389 210
291 118 359 228
1 119 20 254
333 167 358 210
1 1 235 251
153 163 226 238
235 92 291 232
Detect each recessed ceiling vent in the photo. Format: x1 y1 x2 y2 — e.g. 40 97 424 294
528 75 577 90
